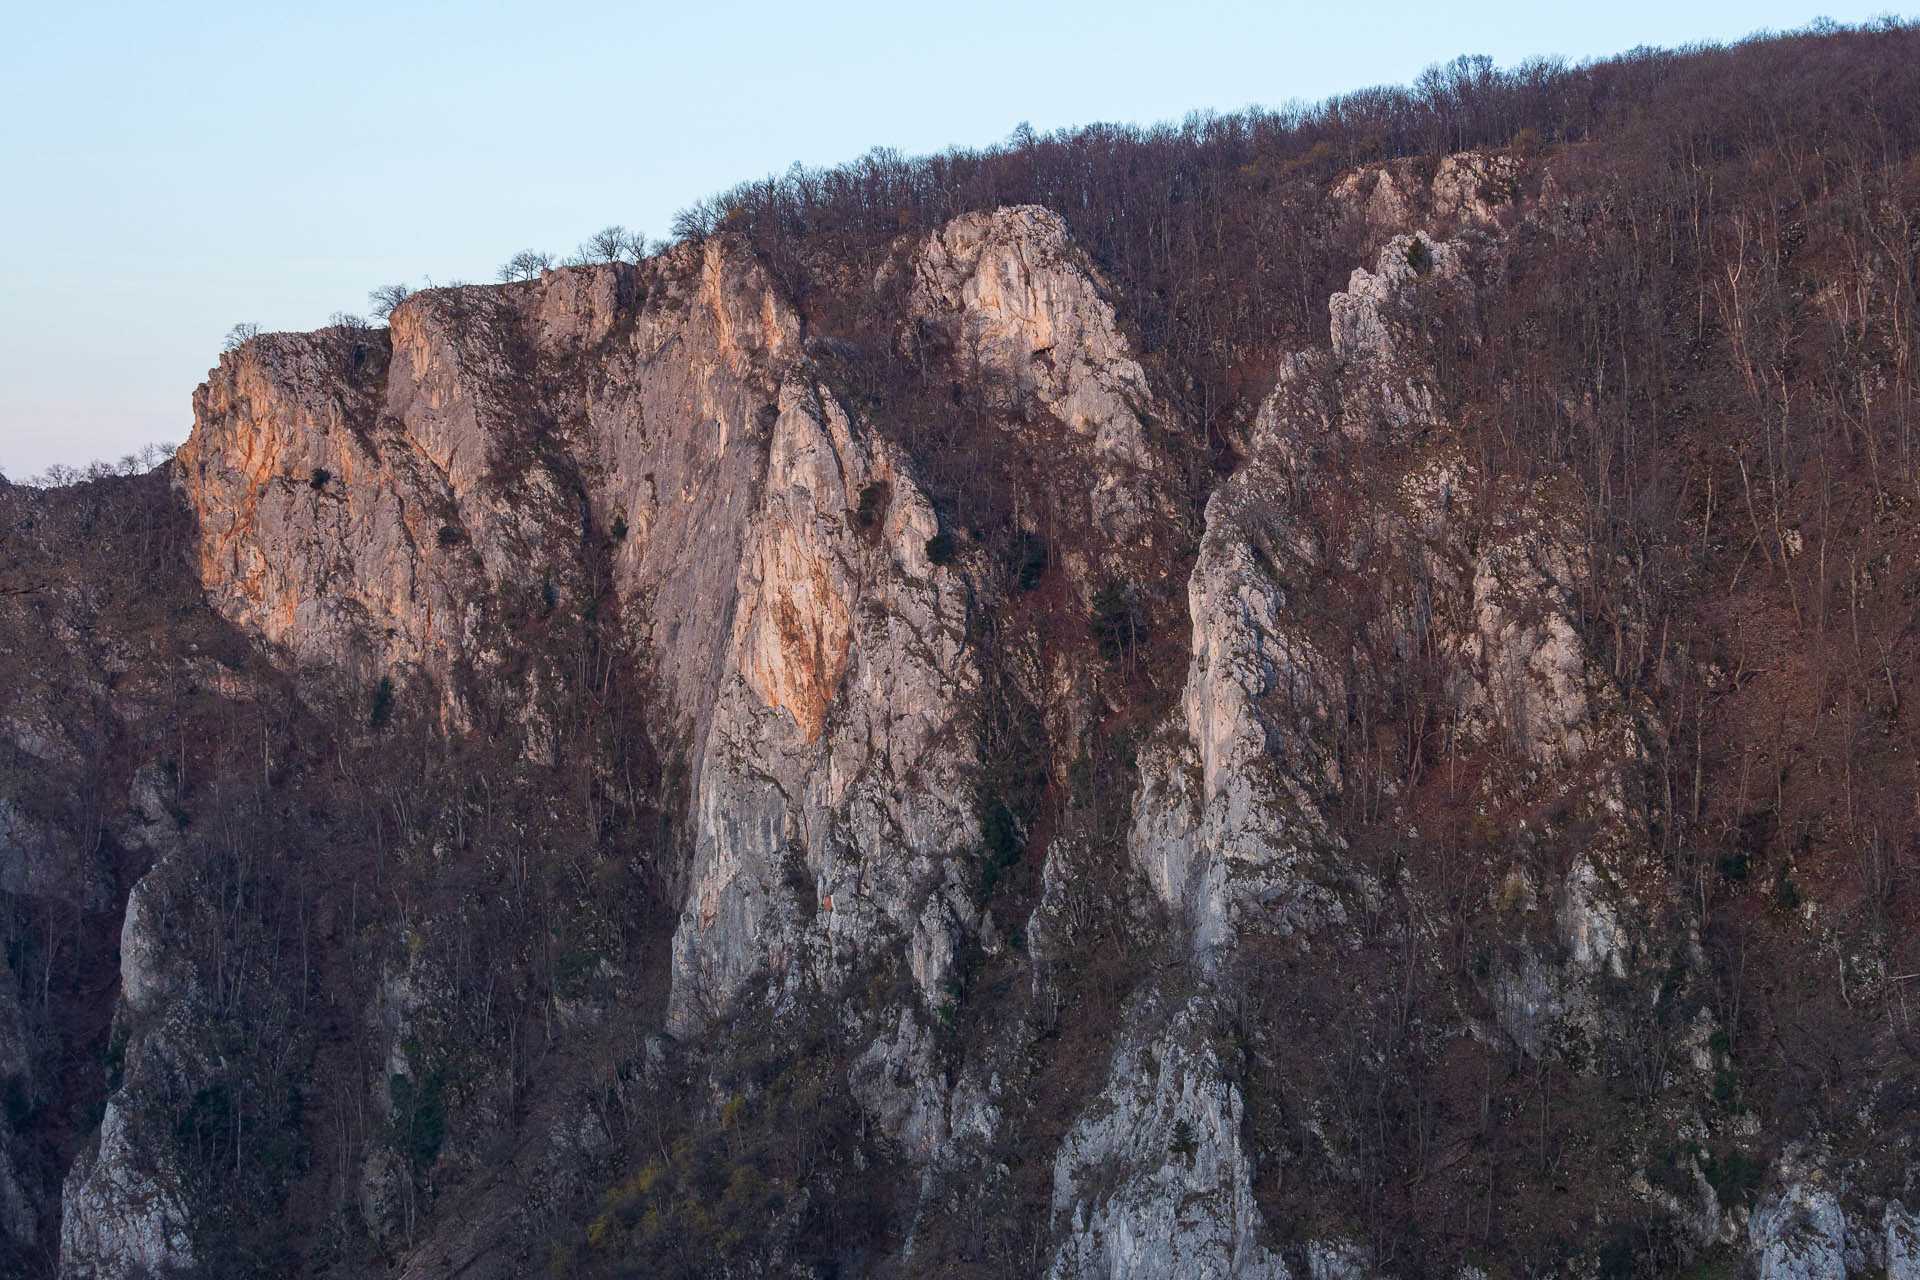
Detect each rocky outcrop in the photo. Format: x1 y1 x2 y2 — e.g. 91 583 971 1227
1333 152 1522 239
177 235 982 1040
1888 1202 1920 1280
1125 228 1642 964
177 243 794 734
31 122 1903 1279
665 372 978 1030
1052 215 1669 1273
1748 1165 1855 1279
61 856 199 1277
1128 498 1342 956
179 323 443 679
910 205 1168 538
58 1096 196 1279
1729 1162 1920 1279
911 208 1151 465
175 207 1196 1071
58 850 202 1279
1048 992 1287 1280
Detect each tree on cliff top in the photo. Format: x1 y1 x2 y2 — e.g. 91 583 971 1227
498 249 555 282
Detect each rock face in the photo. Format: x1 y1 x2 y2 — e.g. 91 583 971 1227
910 207 1160 533
59 846 211 1279
1045 214 1676 1275
1048 993 1287 1280
1889 1203 1920 1280
176 245 793 733
1332 152 1522 239
665 371 978 1031
177 239 986 1045
1748 1166 1853 1280
11 125 1919 1280
59 1097 196 1278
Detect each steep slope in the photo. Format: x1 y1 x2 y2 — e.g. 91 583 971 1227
5 25 1920 1280
0 470 314 1278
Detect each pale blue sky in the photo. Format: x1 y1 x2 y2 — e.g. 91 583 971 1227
0 1 1905 478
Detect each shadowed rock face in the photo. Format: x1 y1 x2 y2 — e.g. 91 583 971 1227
14 117 1920 1277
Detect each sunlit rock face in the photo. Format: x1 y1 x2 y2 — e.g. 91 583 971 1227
163 185 1654 1273
31 113 1911 1278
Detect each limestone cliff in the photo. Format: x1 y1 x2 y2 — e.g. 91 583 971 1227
6 64 1919 1275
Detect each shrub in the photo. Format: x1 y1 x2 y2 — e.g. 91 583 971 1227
1090 579 1143 662
1169 1118 1198 1161
370 676 394 729
1702 1148 1762 1207
925 532 956 565
309 467 331 491
974 798 1024 901
1014 531 1049 591
389 1069 446 1170
3 1075 32 1130
1772 868 1801 912
436 524 463 547
856 482 889 529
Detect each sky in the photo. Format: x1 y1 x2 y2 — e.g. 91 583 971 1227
0 1 1908 480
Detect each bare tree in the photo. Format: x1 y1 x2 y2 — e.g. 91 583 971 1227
31 463 81 487
368 283 414 319
497 250 554 282
669 201 721 242
222 322 260 352
580 225 644 264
